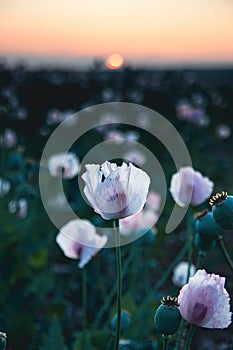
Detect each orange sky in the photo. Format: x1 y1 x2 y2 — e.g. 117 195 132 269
1 0 233 64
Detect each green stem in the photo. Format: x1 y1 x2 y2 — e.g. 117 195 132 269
186 208 194 282
174 318 186 350
184 325 196 350
106 335 114 350
196 252 205 269
175 209 194 350
99 248 137 330
82 267 88 329
113 219 122 350
162 335 169 350
217 235 233 273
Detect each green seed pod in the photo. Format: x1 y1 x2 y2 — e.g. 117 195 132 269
111 310 131 333
154 296 181 335
210 192 233 230
195 210 225 238
0 332 6 350
194 232 216 253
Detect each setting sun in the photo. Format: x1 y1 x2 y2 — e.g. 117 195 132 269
106 53 124 70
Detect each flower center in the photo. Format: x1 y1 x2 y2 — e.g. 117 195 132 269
191 302 207 323
209 191 228 206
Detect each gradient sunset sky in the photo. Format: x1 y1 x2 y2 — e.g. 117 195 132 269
1 0 233 66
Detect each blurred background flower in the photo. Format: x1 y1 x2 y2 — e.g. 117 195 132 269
56 219 107 268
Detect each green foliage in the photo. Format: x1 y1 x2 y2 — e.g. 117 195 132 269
73 330 93 350
40 315 67 350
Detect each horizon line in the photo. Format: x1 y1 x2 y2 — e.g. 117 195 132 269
1 53 233 71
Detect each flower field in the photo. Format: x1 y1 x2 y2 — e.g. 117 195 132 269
0 63 233 350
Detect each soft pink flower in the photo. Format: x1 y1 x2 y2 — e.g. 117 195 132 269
0 178 11 197
215 124 231 140
18 198 28 219
82 161 150 220
48 152 80 179
119 209 158 236
125 131 140 142
172 261 196 287
123 150 147 167
170 167 214 207
178 269 232 328
0 129 17 148
104 130 124 145
8 198 28 219
176 100 209 127
119 191 160 235
46 109 61 125
56 219 107 268
97 112 121 132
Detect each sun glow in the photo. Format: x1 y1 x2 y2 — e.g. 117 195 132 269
106 53 124 70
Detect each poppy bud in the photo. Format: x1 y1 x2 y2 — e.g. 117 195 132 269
195 210 225 238
210 192 233 230
194 232 216 253
154 296 181 335
111 310 131 332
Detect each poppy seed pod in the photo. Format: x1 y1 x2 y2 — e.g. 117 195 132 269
154 296 181 335
194 232 216 253
210 192 233 230
195 210 225 238
111 310 131 332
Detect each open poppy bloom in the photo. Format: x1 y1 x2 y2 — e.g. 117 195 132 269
82 161 150 220
56 219 107 268
170 167 214 207
178 269 232 328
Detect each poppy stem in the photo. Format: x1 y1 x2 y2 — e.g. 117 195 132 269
113 219 122 350
175 208 194 350
93 248 136 330
162 335 169 350
82 267 88 329
186 208 194 282
184 324 196 350
196 252 205 269
217 235 233 273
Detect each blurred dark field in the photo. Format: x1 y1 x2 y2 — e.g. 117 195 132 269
0 62 233 350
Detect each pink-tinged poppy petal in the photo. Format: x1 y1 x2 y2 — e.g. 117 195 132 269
170 167 214 207
120 209 158 236
178 269 232 328
146 191 161 211
56 219 107 268
101 161 118 178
